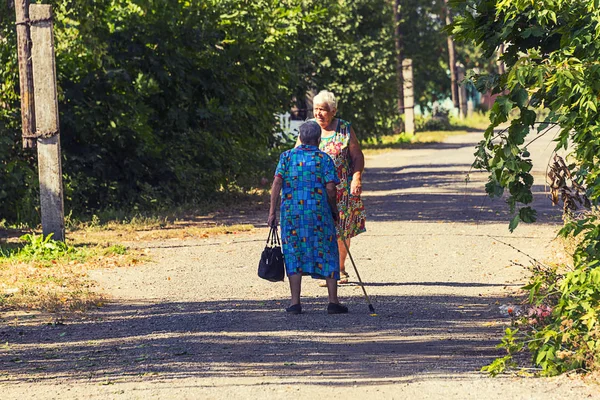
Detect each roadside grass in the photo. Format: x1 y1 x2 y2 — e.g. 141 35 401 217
64 193 263 244
68 222 255 245
363 112 490 156
448 112 491 131
363 129 474 155
0 192 267 314
0 234 146 313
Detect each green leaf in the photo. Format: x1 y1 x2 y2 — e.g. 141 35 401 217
486 180 504 198
494 96 515 119
521 109 537 127
509 213 520 232
511 88 528 108
536 349 547 365
519 207 537 223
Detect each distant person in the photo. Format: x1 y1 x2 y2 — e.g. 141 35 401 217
298 90 366 285
268 121 348 314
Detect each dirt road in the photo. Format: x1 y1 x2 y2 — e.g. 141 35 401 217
1 131 599 399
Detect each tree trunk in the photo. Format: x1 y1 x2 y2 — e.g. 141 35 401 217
392 0 404 115
457 64 468 119
443 0 458 109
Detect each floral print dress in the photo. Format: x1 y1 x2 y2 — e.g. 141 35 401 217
319 119 367 240
275 145 341 280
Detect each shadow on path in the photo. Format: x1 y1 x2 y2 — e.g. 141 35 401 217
1 293 514 386
363 163 559 224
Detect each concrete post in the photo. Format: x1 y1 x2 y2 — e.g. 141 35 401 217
30 4 65 241
402 59 414 135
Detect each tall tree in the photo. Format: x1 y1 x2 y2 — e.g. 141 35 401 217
443 0 458 108
392 0 404 114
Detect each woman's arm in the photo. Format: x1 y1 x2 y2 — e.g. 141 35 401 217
326 182 339 222
348 126 365 196
267 176 283 227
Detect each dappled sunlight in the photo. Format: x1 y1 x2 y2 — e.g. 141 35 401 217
1 294 510 385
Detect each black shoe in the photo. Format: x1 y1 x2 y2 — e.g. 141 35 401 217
327 303 348 314
286 304 302 314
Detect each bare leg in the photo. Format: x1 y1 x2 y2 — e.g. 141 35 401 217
338 238 351 280
289 274 302 306
326 278 339 304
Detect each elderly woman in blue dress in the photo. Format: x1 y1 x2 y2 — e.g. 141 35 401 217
268 121 349 314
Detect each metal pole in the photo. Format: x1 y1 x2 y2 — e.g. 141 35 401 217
342 240 376 314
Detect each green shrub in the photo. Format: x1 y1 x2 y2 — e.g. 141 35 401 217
12 233 74 261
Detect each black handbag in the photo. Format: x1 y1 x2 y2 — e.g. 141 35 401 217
258 226 285 282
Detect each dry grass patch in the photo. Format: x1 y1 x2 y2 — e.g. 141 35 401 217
1 221 256 314
0 235 146 314
68 223 254 244
1 194 264 315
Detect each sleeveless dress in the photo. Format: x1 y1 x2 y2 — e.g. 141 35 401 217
318 118 367 240
275 145 341 280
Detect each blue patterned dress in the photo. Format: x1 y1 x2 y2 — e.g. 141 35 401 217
275 145 341 280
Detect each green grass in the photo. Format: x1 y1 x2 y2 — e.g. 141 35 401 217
448 112 491 131
363 112 491 155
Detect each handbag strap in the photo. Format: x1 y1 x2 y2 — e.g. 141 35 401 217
266 225 280 246
272 226 281 246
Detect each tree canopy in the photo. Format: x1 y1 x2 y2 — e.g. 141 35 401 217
1 0 461 224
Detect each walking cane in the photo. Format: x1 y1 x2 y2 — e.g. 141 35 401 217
342 239 376 315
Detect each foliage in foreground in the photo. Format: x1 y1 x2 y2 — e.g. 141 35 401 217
451 0 600 376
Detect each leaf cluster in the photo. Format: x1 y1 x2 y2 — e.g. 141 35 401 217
451 0 600 376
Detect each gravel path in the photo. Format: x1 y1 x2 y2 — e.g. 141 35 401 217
2 131 599 399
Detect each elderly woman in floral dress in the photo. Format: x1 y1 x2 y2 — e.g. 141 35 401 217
268 121 349 314
298 90 367 285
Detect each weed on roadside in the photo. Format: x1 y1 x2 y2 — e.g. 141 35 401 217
0 233 145 313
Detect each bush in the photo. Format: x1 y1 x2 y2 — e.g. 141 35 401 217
0 1 404 225
415 108 452 132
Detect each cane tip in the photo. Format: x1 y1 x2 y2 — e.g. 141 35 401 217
369 313 378 317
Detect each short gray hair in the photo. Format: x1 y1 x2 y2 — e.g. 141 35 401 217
299 121 321 145
313 90 338 111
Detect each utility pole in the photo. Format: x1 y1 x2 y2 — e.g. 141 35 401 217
14 1 65 241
